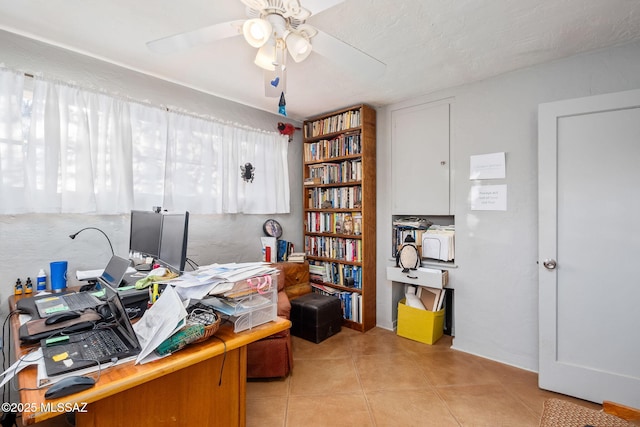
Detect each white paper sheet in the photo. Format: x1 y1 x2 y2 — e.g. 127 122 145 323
470 152 506 179
470 184 507 211
133 286 187 364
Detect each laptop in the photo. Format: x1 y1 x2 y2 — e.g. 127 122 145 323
33 255 131 318
40 281 142 377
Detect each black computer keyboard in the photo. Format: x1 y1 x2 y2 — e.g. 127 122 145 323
65 292 99 311
74 330 128 360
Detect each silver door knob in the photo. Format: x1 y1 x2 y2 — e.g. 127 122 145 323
543 259 557 270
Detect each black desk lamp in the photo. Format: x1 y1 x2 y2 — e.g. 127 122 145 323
69 227 115 256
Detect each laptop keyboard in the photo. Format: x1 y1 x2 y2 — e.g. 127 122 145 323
64 292 99 311
74 329 129 360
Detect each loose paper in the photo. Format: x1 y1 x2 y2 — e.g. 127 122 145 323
470 185 507 211
133 285 187 364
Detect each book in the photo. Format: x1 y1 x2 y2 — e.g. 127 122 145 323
288 252 306 263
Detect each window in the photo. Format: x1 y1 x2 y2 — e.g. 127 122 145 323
0 68 290 214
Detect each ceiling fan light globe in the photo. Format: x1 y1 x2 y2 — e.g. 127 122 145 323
243 18 272 47
286 32 312 62
254 44 277 70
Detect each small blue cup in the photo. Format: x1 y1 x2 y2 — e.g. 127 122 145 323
50 261 68 293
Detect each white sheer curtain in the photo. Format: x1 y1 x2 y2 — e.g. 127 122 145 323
0 69 26 213
25 79 134 213
130 102 167 210
165 112 290 214
0 71 290 215
230 126 289 214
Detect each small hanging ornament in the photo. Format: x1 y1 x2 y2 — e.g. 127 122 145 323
240 162 255 183
278 91 287 116
277 122 299 142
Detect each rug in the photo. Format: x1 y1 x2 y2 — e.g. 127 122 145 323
540 398 634 427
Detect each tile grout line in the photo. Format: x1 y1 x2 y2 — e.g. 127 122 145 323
431 385 465 426
350 342 378 426
283 373 292 427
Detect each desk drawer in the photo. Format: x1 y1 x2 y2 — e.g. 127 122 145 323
386 266 448 288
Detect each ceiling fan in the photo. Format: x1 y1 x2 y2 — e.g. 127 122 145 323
146 0 386 97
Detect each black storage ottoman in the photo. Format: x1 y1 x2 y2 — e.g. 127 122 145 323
290 293 342 343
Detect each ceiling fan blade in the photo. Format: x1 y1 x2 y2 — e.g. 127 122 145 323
311 30 386 79
147 20 244 54
303 0 346 15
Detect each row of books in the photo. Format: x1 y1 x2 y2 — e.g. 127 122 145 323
305 236 362 262
309 261 362 289
306 186 362 209
303 132 362 162
310 285 362 323
306 211 362 235
392 227 428 257
304 110 361 138
306 159 362 185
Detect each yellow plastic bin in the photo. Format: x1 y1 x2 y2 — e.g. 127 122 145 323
397 298 445 344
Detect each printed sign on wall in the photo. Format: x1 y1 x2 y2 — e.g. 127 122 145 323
470 184 507 211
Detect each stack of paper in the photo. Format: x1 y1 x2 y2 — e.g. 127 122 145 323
164 262 279 300
132 262 280 363
422 226 455 262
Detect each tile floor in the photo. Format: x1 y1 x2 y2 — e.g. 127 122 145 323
246 327 604 427
30 326 605 427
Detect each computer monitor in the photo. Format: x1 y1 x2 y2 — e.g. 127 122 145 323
158 211 189 273
129 210 163 258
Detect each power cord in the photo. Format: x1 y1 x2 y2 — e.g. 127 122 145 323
2 310 21 426
210 335 227 387
185 258 199 271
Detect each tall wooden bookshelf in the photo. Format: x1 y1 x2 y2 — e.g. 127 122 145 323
302 104 376 332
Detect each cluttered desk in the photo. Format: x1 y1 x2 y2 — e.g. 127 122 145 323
4 209 291 426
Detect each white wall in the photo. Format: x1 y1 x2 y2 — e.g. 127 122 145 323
376 40 640 371
0 30 303 307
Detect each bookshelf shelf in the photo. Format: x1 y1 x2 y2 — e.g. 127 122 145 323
303 104 376 332
306 255 362 266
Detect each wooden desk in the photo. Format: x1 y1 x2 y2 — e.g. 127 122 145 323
9 297 290 426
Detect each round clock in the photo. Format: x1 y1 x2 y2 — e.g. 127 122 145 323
263 219 283 238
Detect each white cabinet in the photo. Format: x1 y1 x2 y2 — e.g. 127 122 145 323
391 99 452 215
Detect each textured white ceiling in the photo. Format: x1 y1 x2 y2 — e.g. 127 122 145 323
1 0 639 120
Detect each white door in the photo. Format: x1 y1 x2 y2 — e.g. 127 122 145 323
538 89 640 408
391 99 451 215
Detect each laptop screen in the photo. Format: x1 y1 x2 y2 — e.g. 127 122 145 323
100 255 131 288
103 282 141 350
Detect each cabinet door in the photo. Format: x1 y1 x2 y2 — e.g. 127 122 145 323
391 100 450 214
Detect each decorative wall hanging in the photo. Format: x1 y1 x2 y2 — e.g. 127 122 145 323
241 162 255 183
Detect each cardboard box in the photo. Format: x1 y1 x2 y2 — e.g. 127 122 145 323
397 298 444 344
